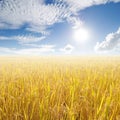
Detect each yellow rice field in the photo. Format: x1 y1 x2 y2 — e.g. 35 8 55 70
0 56 120 120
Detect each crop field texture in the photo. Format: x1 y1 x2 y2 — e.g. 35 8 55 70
0 56 120 120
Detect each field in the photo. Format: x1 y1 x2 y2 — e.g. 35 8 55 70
0 56 120 120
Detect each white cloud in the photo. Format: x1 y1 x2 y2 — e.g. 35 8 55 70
0 22 8 29
14 35 46 44
0 47 16 53
67 16 83 29
1 0 120 45
60 44 74 54
64 0 120 12
0 35 45 44
26 25 50 35
0 45 55 55
1 0 120 34
0 0 70 33
23 43 55 48
0 36 10 40
95 27 120 51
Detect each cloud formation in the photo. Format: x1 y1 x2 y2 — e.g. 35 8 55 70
0 45 55 55
95 27 120 51
1 0 120 34
0 35 45 43
1 0 120 54
0 0 69 33
60 44 74 54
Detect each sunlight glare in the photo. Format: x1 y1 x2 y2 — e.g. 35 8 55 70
73 27 90 43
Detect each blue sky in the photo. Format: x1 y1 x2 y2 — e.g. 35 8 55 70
0 0 120 55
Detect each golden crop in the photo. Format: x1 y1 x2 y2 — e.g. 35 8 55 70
0 56 120 120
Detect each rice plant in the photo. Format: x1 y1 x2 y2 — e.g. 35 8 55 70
0 56 120 120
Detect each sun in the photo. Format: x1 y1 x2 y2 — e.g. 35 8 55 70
73 27 90 43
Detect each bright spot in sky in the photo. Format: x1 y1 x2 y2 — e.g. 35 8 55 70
73 27 90 43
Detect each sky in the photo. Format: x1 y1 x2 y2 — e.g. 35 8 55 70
0 0 120 55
